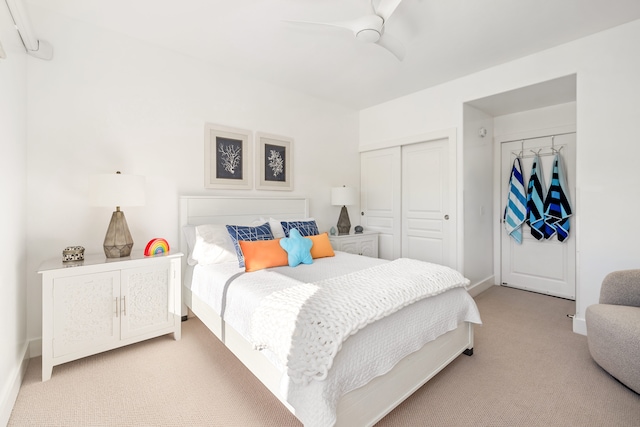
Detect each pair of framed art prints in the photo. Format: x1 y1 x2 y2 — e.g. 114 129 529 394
204 123 293 191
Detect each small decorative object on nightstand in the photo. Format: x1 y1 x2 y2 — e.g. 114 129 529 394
62 246 85 262
144 238 170 256
330 226 337 236
329 231 378 258
354 225 363 234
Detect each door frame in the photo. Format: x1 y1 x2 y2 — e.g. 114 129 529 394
493 124 578 295
359 128 459 270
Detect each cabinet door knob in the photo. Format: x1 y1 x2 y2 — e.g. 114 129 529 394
444 215 449 220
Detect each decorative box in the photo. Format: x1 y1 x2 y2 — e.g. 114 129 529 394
62 246 85 262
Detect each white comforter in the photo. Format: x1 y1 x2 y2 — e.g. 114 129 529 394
251 258 470 386
188 252 482 427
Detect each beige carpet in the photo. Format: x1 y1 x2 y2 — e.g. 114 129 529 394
9 285 640 426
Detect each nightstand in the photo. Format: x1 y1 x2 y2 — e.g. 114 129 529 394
38 251 183 381
329 231 379 258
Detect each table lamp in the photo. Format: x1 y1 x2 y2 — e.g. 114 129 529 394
89 171 145 258
331 186 358 235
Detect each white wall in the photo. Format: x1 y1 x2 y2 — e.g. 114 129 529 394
360 19 640 334
0 5 29 425
25 8 360 347
462 105 494 290
493 102 577 139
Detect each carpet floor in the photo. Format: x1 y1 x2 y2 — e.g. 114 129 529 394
9 285 640 426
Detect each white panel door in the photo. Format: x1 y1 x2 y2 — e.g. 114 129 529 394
402 140 451 265
360 147 401 260
500 133 576 299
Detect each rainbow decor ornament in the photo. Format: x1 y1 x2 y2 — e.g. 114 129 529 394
144 238 170 256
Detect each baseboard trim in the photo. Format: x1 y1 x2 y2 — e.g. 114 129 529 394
466 275 495 297
573 316 587 336
0 343 29 426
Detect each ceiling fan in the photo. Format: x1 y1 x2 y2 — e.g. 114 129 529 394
286 0 406 61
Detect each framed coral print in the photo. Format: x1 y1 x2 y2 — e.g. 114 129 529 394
204 123 252 189
256 132 293 191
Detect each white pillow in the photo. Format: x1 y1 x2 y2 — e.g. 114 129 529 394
269 217 315 239
268 218 286 238
182 225 198 266
191 224 238 265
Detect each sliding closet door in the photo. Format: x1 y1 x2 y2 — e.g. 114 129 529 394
500 133 576 299
402 140 451 266
360 147 401 260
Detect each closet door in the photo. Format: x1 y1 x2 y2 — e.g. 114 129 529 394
402 140 451 266
500 133 576 299
360 147 401 260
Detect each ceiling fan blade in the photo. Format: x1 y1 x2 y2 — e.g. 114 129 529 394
375 32 405 60
374 0 404 22
283 19 361 34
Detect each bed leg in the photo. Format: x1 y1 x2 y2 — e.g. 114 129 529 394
463 348 474 356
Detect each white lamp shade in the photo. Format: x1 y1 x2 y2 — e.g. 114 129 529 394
331 186 358 206
89 173 146 208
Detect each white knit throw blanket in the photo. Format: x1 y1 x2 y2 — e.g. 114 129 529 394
250 258 470 385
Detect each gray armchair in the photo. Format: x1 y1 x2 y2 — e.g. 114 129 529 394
586 270 640 394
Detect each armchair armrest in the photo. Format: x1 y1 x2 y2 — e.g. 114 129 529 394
600 269 640 307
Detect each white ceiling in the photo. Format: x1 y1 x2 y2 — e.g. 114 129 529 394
27 0 640 110
467 74 578 117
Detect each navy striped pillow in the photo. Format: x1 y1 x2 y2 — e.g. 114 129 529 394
280 220 319 237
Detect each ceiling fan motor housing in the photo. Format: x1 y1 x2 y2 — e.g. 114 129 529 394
356 28 381 43
354 14 384 43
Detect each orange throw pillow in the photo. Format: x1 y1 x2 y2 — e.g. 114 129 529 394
308 233 335 259
239 239 289 272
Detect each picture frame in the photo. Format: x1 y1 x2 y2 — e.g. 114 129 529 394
256 132 293 191
204 123 252 189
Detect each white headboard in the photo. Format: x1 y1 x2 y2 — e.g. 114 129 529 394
179 195 309 253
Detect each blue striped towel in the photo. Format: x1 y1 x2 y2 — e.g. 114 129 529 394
526 155 546 240
504 157 526 244
543 153 572 241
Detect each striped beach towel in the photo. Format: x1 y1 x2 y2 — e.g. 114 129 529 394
526 155 546 240
543 153 572 241
504 157 526 244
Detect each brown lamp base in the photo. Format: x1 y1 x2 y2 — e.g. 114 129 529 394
103 209 134 258
337 205 351 235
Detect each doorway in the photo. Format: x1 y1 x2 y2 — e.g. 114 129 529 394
462 74 577 299
499 133 576 299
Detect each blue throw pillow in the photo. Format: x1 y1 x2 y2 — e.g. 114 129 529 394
226 223 273 268
281 220 319 237
279 228 313 267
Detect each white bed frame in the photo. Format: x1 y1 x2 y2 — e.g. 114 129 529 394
179 196 474 426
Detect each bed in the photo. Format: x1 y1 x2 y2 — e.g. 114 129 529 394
179 196 481 427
